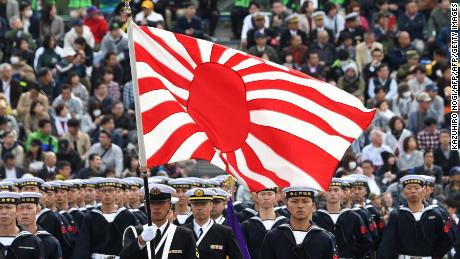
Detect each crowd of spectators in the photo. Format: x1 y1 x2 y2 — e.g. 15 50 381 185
0 0 457 224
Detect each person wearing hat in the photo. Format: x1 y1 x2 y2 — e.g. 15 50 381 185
445 166 460 200
64 180 86 229
183 188 242 259
63 18 95 49
125 178 148 225
340 176 355 208
247 30 279 63
169 179 194 225
72 178 139 258
82 179 97 211
408 92 438 134
246 12 274 49
135 0 164 27
309 11 334 45
121 183 199 259
100 20 128 62
56 139 82 173
242 187 288 259
36 182 73 259
424 84 444 124
339 12 364 45
17 192 62 259
260 186 337 259
0 192 44 258
240 2 269 47
313 178 373 258
378 175 453 259
209 188 228 225
279 13 307 50
17 177 43 193
396 50 420 83
83 6 108 45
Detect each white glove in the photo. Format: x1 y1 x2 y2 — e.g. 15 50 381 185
141 226 156 242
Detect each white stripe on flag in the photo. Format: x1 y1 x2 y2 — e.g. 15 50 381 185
234 149 278 187
217 48 246 65
136 62 189 101
139 89 179 113
246 89 363 138
147 27 197 69
210 151 226 170
222 153 249 187
245 134 323 191
168 132 209 164
134 25 194 81
232 58 263 71
144 113 195 159
250 110 350 160
197 39 213 63
242 72 373 112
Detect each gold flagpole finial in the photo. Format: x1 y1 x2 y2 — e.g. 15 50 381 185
122 0 132 18
222 175 236 194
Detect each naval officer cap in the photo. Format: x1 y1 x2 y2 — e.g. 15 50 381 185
19 192 42 204
312 11 325 20
168 179 194 189
141 183 176 202
96 178 120 188
0 192 21 204
283 186 318 200
400 175 426 187
185 188 216 202
209 188 229 201
345 12 359 20
17 177 44 188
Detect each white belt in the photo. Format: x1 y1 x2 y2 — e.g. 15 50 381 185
92 253 120 259
399 255 431 259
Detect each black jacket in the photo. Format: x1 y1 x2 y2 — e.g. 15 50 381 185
37 209 72 259
0 230 44 259
259 223 337 259
279 29 308 50
0 79 23 109
0 166 25 179
121 223 199 259
183 221 243 259
35 227 62 259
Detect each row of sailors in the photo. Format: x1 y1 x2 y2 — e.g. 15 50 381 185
0 173 456 259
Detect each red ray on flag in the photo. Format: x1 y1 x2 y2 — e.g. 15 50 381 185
127 20 375 192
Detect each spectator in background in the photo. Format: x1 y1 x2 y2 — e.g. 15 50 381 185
385 116 412 155
39 3 64 42
361 129 392 168
64 18 95 49
0 99 18 134
355 32 383 73
61 118 91 160
372 13 396 55
53 103 70 137
23 138 44 174
362 160 381 195
248 32 278 62
270 0 290 37
388 31 415 70
340 12 364 45
73 37 94 69
5 15 36 58
396 50 419 83
0 0 19 22
281 35 307 67
52 84 83 119
0 63 22 111
92 52 124 87
100 21 128 61
230 0 250 40
310 30 336 67
337 62 364 98
0 130 23 167
240 2 269 48
408 92 438 134
0 153 25 179
246 13 274 50
373 100 395 132
55 47 86 86
397 1 427 51
91 114 122 148
425 84 444 124
398 136 424 171
68 72 89 107
83 6 109 45
76 153 101 179
23 100 49 136
89 82 113 114
173 3 204 39
100 68 120 101
434 130 460 177
84 130 123 177
323 2 344 40
135 0 164 28
309 11 334 45
415 150 443 184
26 118 58 152
36 35 60 72
56 139 81 173
279 14 307 50
16 81 49 122
197 0 219 37
362 48 383 88
444 167 460 199
417 117 440 151
37 151 56 180
367 63 397 100
391 83 417 120
427 0 450 43
408 65 433 95
36 68 55 101
300 51 326 80
298 0 315 34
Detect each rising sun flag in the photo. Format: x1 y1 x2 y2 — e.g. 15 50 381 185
127 19 375 192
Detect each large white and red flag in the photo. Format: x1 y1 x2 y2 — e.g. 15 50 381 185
127 20 375 192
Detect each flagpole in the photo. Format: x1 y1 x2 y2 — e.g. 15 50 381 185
124 1 155 259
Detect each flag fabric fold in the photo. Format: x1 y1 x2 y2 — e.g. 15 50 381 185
128 20 375 192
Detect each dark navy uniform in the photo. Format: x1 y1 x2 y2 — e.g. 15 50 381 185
121 223 199 259
130 208 148 225
259 223 337 259
237 207 258 223
183 222 242 259
241 212 288 259
352 204 379 249
37 208 74 259
72 206 139 258
378 205 453 259
313 208 373 258
68 208 86 229
36 228 62 259
0 230 44 259
365 202 385 244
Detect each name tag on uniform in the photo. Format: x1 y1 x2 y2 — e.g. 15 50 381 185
18 246 35 250
428 216 436 220
210 245 223 250
169 250 183 254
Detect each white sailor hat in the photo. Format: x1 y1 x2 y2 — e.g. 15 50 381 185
42 182 56 192
96 178 120 188
187 177 206 188
329 178 346 188
17 177 44 188
19 192 42 204
0 192 21 204
185 188 216 202
420 175 435 187
285 13 300 23
345 12 359 20
400 175 426 187
141 183 176 202
82 179 97 189
205 179 221 188
253 12 265 20
168 179 194 189
0 182 14 192
66 179 83 189
50 181 73 190
124 177 144 188
149 176 170 184
350 174 369 186
283 186 318 199
312 11 326 20
209 188 229 201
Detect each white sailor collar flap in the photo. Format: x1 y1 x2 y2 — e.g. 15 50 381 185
91 206 127 221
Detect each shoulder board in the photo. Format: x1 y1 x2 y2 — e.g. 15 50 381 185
244 208 258 215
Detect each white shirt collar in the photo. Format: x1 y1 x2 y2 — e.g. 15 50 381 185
193 218 212 237
153 220 169 235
